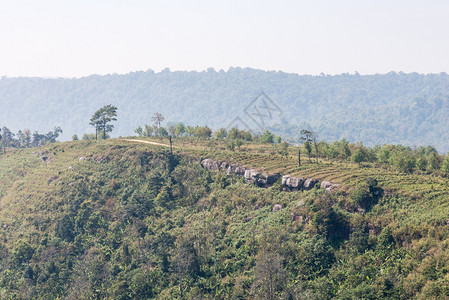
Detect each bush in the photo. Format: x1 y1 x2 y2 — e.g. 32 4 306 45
13 240 34 265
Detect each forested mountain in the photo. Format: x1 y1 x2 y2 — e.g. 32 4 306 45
1 69 449 151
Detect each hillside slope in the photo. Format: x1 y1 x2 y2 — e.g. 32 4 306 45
1 69 449 151
1 139 449 299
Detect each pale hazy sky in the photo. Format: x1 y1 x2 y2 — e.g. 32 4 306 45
1 0 448 77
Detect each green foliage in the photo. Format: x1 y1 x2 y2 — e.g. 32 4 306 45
352 149 365 163
90 104 118 140
214 128 227 139
12 240 34 265
193 126 212 138
442 154 449 174
260 130 274 144
55 214 75 241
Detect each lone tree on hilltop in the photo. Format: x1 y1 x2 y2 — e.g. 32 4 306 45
152 113 165 129
301 129 319 163
90 105 118 140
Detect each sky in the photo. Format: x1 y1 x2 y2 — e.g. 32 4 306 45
1 0 448 77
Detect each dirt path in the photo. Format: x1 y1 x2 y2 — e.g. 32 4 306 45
121 138 177 148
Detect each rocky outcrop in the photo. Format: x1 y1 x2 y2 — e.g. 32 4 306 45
282 175 305 191
201 159 280 188
200 159 340 192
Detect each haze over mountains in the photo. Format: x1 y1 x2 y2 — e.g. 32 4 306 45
1 68 449 151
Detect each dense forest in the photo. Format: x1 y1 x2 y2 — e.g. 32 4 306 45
1 69 449 151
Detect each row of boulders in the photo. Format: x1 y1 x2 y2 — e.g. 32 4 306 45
201 158 341 193
281 176 341 192
201 159 281 187
281 175 319 191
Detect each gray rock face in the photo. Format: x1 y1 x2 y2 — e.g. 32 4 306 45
304 178 319 190
282 175 304 190
287 177 304 190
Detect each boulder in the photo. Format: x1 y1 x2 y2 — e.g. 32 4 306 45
234 166 247 176
201 159 220 171
282 175 290 186
320 181 333 190
325 184 341 193
226 165 234 175
272 204 282 212
303 178 319 190
201 159 212 169
287 177 304 190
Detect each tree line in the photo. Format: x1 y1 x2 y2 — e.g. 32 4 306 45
0 126 62 152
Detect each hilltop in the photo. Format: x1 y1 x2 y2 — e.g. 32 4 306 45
1 137 449 299
1 69 449 151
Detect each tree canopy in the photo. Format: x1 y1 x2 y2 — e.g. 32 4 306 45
90 105 118 140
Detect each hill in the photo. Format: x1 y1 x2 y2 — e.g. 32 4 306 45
2 137 449 299
1 69 449 151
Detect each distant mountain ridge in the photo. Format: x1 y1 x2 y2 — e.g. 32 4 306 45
1 68 449 151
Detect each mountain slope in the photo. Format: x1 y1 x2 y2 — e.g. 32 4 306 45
1 138 449 298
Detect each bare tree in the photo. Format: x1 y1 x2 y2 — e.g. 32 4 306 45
252 251 287 300
173 241 199 299
152 113 165 129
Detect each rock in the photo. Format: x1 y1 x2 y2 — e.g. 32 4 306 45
234 166 247 176
201 159 219 171
320 181 333 189
287 177 304 190
304 178 319 190
79 156 86 162
325 184 341 193
282 175 290 186
68 166 73 171
226 165 234 175
245 169 260 181
201 159 212 169
272 204 282 212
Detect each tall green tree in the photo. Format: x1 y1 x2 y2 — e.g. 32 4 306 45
90 105 118 140
301 129 319 163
